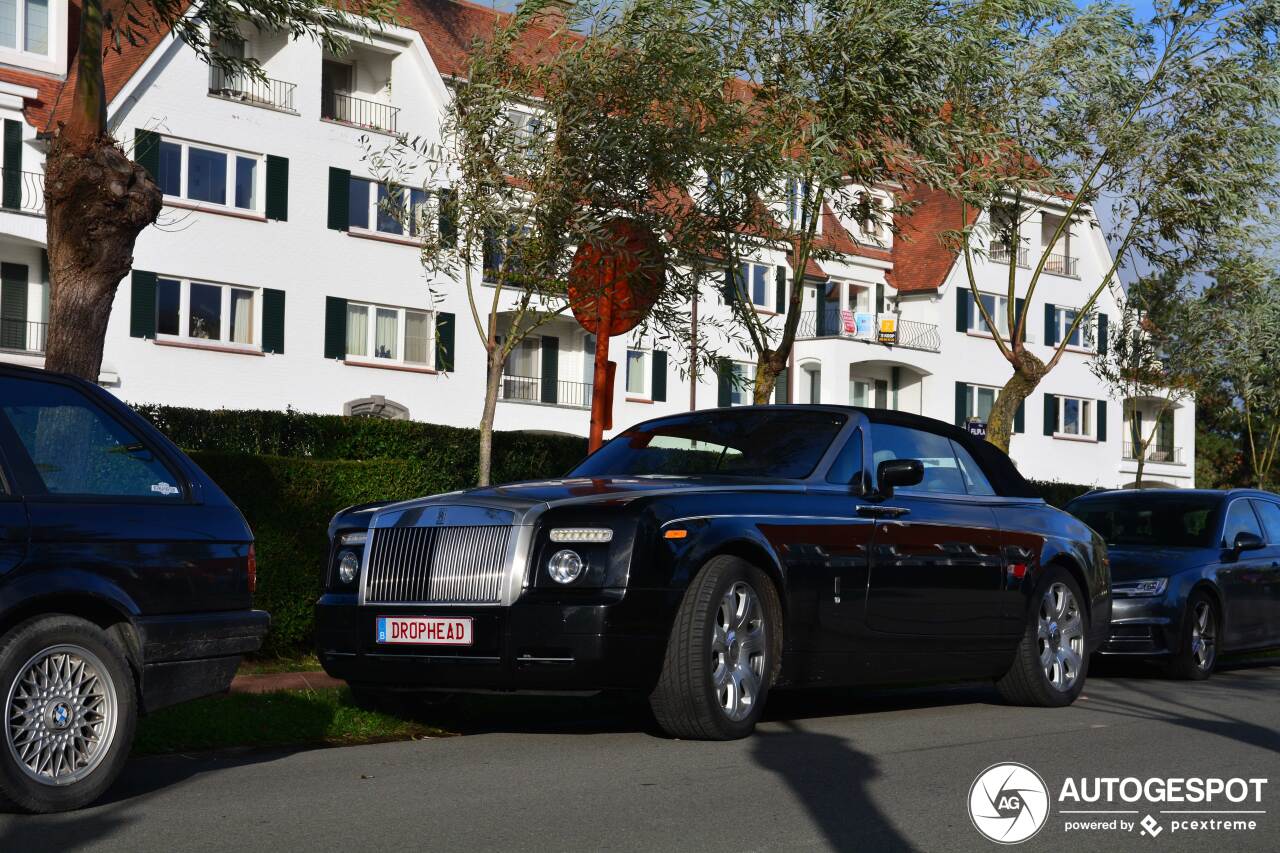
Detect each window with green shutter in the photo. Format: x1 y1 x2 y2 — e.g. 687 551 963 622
134 129 161 182
265 156 289 221
0 262 28 349
651 350 667 402
540 336 559 404
327 168 351 231
435 312 455 371
262 289 286 353
324 296 347 359
130 270 157 339
2 119 22 211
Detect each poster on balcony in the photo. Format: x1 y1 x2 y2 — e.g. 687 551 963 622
842 310 858 334
853 311 875 337
878 316 899 344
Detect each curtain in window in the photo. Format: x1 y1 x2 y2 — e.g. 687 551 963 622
375 308 398 359
404 311 430 365
346 304 368 357
626 350 646 394
230 289 254 345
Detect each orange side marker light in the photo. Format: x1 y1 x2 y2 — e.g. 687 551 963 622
664 529 688 540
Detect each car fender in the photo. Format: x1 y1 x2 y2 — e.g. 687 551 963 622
0 568 142 641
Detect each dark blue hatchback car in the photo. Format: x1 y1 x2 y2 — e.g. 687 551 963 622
1067 488 1280 679
0 364 268 812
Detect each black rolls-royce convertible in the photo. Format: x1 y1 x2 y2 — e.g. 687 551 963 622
316 406 1110 739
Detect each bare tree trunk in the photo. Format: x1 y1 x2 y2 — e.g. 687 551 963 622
1130 414 1146 489
986 349 1048 453
752 348 785 404
44 0 161 380
477 344 506 487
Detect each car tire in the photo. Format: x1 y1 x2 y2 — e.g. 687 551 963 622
996 565 1089 707
649 555 781 740
1167 591 1218 681
0 615 138 813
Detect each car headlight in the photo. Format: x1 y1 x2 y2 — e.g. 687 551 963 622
547 549 585 584
1112 577 1168 597
337 550 361 585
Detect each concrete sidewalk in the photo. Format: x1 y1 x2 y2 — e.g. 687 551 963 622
228 670 344 694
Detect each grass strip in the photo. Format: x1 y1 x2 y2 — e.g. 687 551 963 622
133 688 449 755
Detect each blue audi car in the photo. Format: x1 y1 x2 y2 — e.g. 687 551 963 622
1066 488 1280 678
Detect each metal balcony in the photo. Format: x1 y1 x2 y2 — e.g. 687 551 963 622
1123 443 1183 465
499 374 592 409
990 244 1029 268
0 169 43 215
1044 252 1079 278
321 90 400 135
0 318 46 353
795 310 942 353
209 67 298 112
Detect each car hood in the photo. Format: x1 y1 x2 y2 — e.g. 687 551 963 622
1105 545 1209 581
366 475 800 524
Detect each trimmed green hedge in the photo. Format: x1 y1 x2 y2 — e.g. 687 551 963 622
1028 480 1095 509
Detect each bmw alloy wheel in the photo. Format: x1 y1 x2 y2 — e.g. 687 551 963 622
1038 582 1084 692
1190 600 1216 672
5 645 119 786
710 582 766 722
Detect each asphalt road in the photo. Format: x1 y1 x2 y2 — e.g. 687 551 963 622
1 660 1277 853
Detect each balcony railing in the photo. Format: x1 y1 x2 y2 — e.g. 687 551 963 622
1123 443 1183 465
796 309 942 353
321 90 399 134
990 244 1029 268
0 318 46 353
499 374 593 409
1045 252 1079 278
209 67 297 112
0 169 44 215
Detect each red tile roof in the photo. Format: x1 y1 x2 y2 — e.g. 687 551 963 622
887 184 977 294
401 0 578 81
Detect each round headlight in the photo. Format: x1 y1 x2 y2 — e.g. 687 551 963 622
547 549 584 584
337 550 361 584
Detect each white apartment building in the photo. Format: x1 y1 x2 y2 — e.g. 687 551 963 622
0 0 1194 489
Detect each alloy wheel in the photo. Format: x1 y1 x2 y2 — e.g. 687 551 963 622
5 645 118 786
1037 582 1085 692
710 582 766 722
1190 600 1216 672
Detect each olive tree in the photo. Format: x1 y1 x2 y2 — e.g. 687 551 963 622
1089 273 1201 487
949 0 1280 453
382 0 744 484
45 0 396 380
697 0 1005 404
1196 255 1280 490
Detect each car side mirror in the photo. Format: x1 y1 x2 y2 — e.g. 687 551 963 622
1232 531 1265 554
875 459 924 499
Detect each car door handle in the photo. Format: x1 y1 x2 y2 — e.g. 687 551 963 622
856 505 910 519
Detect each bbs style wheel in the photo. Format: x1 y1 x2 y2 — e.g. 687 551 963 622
649 556 781 740
0 615 137 813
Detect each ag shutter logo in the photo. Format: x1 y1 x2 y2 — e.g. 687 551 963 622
969 763 1051 844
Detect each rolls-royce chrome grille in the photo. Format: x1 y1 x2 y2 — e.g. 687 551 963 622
364 525 512 604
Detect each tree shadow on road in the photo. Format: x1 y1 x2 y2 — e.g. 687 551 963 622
752 719 916 852
1083 663 1280 754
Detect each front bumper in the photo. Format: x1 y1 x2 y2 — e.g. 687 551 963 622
1096 595 1181 657
136 609 271 712
315 590 671 693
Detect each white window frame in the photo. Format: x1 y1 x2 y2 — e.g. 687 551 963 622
348 176 431 240
0 0 60 68
344 300 436 369
853 189 891 247
964 383 999 423
728 360 757 406
1056 395 1095 440
1055 306 1089 350
157 136 266 215
736 262 776 311
779 178 822 234
154 276 261 351
969 292 1011 339
626 347 651 399
848 376 872 407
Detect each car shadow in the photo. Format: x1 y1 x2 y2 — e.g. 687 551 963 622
752 719 915 851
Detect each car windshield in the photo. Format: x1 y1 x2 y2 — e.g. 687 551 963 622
571 409 847 480
1067 494 1221 548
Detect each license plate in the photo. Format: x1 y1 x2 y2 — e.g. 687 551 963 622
376 616 473 646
